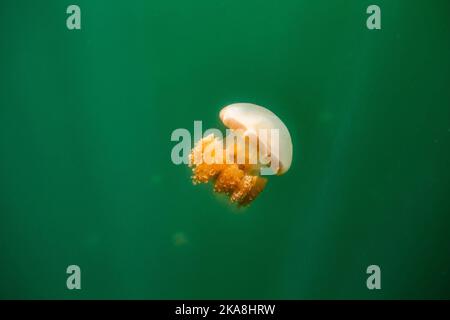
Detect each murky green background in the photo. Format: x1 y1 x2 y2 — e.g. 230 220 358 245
1 0 449 299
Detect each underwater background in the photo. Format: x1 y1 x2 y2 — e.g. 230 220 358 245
0 0 449 299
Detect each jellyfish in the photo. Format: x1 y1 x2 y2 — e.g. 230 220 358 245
172 232 188 246
188 103 293 206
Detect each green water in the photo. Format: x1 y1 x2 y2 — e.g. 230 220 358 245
1 0 449 299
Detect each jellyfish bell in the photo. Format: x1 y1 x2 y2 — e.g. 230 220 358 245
219 103 293 175
188 103 293 206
